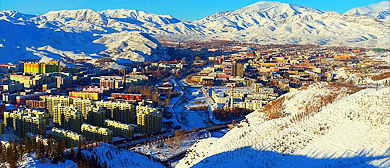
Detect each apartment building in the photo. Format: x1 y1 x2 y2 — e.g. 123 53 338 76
72 98 92 120
111 93 142 102
136 103 162 133
81 123 113 142
1 82 24 93
69 91 100 100
100 78 122 90
26 100 46 109
52 127 85 148
23 61 59 74
53 105 83 133
10 74 53 88
4 110 46 137
41 95 71 117
0 103 5 119
86 106 105 127
104 119 134 138
95 101 135 124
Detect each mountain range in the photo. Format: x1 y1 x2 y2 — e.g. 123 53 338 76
0 1 389 64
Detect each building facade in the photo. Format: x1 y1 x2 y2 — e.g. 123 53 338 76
23 61 59 74
53 105 83 133
95 101 135 124
52 127 85 148
81 123 113 142
86 106 105 127
4 110 47 137
42 95 71 117
104 119 134 138
136 104 162 133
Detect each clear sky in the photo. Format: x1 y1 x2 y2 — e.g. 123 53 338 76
0 0 386 20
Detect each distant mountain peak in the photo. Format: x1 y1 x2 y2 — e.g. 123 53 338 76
344 1 390 20
242 1 323 14
42 9 107 25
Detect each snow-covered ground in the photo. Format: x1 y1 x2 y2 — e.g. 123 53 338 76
13 143 165 168
18 154 76 168
167 79 213 130
177 82 390 168
80 143 165 168
132 132 198 162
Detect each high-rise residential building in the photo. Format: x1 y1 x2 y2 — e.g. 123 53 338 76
104 119 134 138
95 101 135 124
100 78 122 90
69 91 100 100
56 76 72 89
13 109 49 125
10 74 53 89
231 62 244 77
86 106 105 127
4 110 47 137
72 98 92 120
1 82 24 93
81 123 112 142
41 95 71 117
53 105 83 133
136 103 162 133
52 127 85 148
0 103 5 119
69 86 110 101
26 100 46 109
23 61 59 74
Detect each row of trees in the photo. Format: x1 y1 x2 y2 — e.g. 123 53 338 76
0 134 110 168
262 97 285 120
213 108 253 121
0 135 72 168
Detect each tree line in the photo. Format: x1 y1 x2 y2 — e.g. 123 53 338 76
0 134 109 168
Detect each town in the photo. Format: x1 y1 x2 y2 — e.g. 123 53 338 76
0 44 389 167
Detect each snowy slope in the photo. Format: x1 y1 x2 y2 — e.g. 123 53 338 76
17 143 165 168
18 154 77 168
0 10 169 64
195 1 390 47
195 1 323 32
177 83 390 168
345 1 390 21
80 143 165 168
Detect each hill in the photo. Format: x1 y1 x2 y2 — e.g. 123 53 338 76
177 83 390 167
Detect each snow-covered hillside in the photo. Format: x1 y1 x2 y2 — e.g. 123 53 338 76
345 1 390 21
0 10 169 64
17 143 165 168
79 143 165 168
177 83 390 168
1 1 390 63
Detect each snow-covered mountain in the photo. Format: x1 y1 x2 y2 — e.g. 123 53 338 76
177 83 390 167
1 1 390 63
195 1 324 32
194 1 390 46
345 1 390 21
0 10 170 64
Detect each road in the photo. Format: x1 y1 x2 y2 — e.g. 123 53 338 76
114 124 230 150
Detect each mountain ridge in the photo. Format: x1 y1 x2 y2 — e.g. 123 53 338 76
1 1 389 63
344 1 390 20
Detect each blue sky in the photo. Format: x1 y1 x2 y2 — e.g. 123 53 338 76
1 0 385 20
